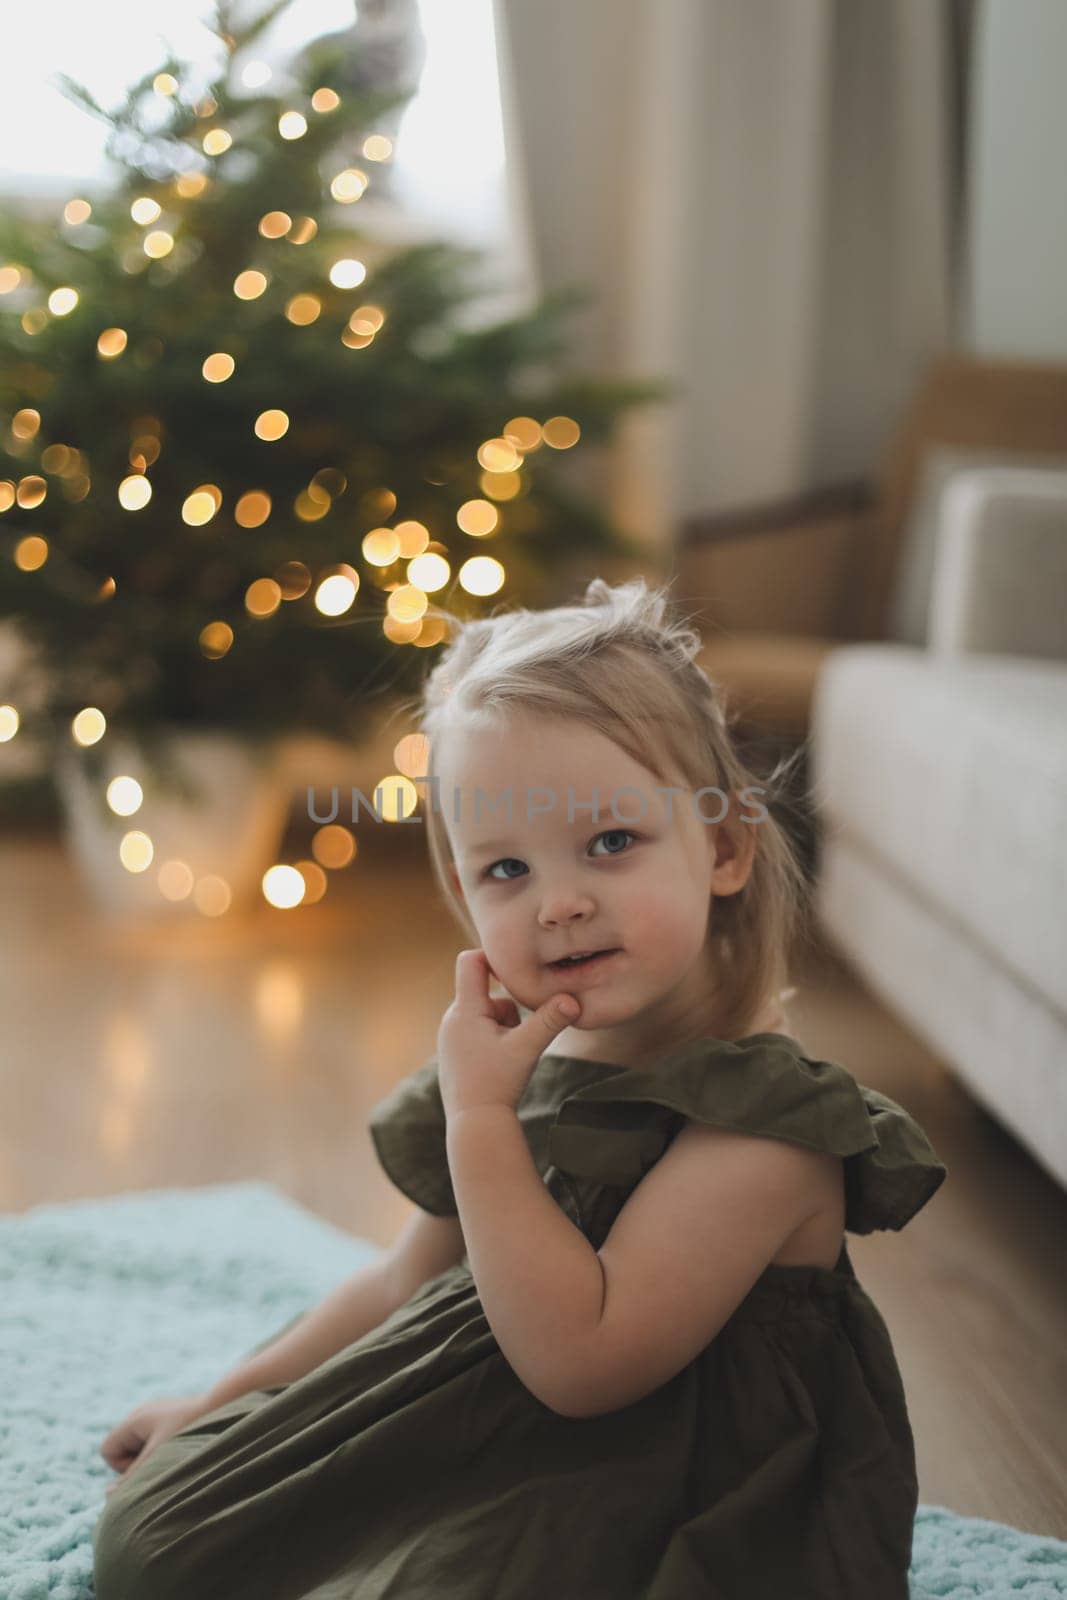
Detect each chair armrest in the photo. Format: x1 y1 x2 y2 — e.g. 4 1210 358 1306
929 467 1067 660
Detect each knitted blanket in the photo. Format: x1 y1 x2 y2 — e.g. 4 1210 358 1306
1 1180 1063 1599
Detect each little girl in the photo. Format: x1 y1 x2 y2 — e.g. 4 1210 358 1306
94 575 947 1599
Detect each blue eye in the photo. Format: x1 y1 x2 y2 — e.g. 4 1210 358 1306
482 829 638 881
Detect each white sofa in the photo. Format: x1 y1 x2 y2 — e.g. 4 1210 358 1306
811 466 1067 1190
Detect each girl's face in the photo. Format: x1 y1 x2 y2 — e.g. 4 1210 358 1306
439 708 755 1065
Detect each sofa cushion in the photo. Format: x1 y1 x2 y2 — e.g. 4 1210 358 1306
811 644 1067 1016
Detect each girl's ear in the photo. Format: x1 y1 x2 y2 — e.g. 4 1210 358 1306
708 801 757 897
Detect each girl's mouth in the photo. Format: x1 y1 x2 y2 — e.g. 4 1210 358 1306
547 948 621 973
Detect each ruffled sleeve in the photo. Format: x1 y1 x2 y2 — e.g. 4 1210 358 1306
367 1057 458 1217
545 1033 947 1236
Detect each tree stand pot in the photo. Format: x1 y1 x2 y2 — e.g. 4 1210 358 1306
55 729 291 919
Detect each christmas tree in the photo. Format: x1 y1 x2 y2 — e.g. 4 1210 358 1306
0 0 661 779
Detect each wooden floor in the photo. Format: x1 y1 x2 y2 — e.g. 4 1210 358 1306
3 828 1065 1538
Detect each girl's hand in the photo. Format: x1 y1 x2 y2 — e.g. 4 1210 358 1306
99 1392 212 1497
437 948 581 1121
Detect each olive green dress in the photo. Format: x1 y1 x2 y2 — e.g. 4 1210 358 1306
93 1032 947 1600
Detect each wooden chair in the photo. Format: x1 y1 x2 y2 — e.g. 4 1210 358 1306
672 354 1067 745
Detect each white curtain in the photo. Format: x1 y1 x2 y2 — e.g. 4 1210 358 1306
493 0 963 557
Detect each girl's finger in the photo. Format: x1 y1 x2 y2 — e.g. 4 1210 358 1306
453 948 490 1006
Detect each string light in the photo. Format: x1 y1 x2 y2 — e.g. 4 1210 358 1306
143 231 174 259
175 172 208 198
314 573 357 615
310 87 340 113
0 266 22 294
254 409 289 441
406 552 450 591
361 527 399 566
477 437 522 473
386 584 427 622
198 621 234 659
481 469 522 501
17 476 47 509
201 352 235 382
14 536 48 571
97 327 128 359
459 555 505 595
48 287 79 316
202 129 232 156
503 416 543 452
118 475 152 510
329 258 366 289
262 864 306 907
11 409 41 440
0 706 20 742
64 199 92 225
285 293 320 325
542 415 581 448
153 73 178 96
278 111 307 140
376 774 417 821
72 707 106 745
362 135 393 161
457 499 498 537
234 269 267 299
235 490 271 527
395 520 429 557
258 211 292 239
349 305 385 336
106 776 143 816
245 577 282 617
0 483 14 512
130 197 162 225
330 169 367 203
119 831 154 873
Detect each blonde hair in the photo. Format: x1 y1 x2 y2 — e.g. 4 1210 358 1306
402 575 810 1043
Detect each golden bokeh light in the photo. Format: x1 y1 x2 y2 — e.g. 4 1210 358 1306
383 615 421 644
503 416 543 452
41 444 70 473
311 87 340 113
130 196 162 226
143 231 174 259
0 266 22 294
234 269 268 299
285 293 321 325
64 198 92 225
199 621 234 659
477 437 522 473
202 351 235 382
119 831 154 873
329 258 366 289
406 552 450 592
394 520 429 557
72 707 106 745
181 486 221 525
154 73 179 96
129 434 160 468
386 584 428 622
542 415 581 449
348 304 385 336
17 476 47 508
194 875 232 916
245 577 282 617
363 134 393 161
0 482 13 512
288 216 317 245
21 310 48 334
48 286 79 316
278 111 308 140
106 775 143 816
235 490 271 528
276 560 311 599
314 573 357 616
376 774 417 822
118 474 152 510
14 536 48 572
456 499 498 537
11 408 41 439
460 555 505 596
254 409 289 441
294 488 329 521
96 576 117 601
480 469 522 501
413 615 447 648
202 128 233 156
295 860 327 904
158 859 194 901
262 864 305 908
311 824 356 869
258 210 292 239
175 172 208 198
0 705 20 742
341 327 373 350
97 327 128 359
393 732 430 778
241 60 271 88
361 527 399 566
330 168 367 203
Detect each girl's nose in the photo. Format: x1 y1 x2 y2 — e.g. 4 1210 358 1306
537 885 596 929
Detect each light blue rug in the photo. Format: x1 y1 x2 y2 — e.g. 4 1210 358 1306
1 1180 1064 1599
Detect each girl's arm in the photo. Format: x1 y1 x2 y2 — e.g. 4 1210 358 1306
446 1105 606 1412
